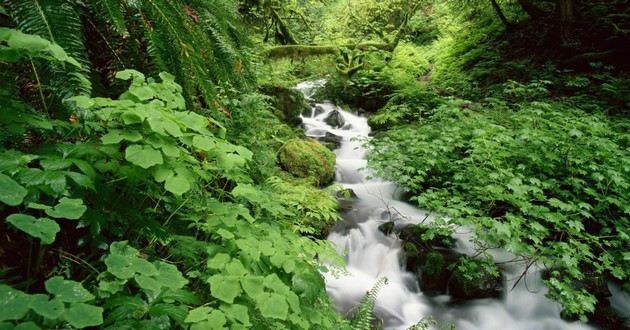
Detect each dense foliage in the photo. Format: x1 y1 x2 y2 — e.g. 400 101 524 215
2 0 630 328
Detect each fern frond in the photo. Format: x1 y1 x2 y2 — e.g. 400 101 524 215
89 0 128 36
8 0 91 99
350 277 389 330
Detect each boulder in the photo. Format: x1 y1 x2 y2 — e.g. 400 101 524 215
378 221 395 236
317 132 343 150
314 105 326 117
324 110 345 128
395 223 503 299
278 138 335 186
302 107 313 117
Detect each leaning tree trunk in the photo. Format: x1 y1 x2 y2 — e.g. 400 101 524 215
489 0 512 28
557 0 575 44
516 0 546 19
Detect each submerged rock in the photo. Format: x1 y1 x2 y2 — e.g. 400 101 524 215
278 138 335 186
324 110 345 128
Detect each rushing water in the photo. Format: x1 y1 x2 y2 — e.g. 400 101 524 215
295 80 609 330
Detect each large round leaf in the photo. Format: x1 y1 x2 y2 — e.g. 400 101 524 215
124 145 163 169
6 214 59 244
63 303 103 328
0 173 27 206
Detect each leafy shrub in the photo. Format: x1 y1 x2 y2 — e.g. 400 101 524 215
368 97 630 318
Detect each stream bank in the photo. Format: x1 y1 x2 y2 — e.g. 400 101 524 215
295 80 613 330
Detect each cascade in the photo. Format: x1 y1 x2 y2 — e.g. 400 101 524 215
296 80 600 330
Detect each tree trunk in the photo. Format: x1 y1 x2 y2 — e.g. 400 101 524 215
489 0 512 28
557 0 574 43
517 0 546 19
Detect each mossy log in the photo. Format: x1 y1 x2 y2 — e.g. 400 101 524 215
265 43 396 59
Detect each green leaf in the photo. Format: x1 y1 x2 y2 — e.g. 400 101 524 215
31 295 64 319
220 304 250 326
125 145 163 169
65 171 95 190
6 214 60 244
104 254 135 279
129 86 155 101
45 277 94 303
0 173 28 206
164 175 191 196
216 228 235 240
135 274 161 293
207 275 241 303
152 166 174 183
206 310 227 329
185 306 211 323
240 275 264 299
189 310 227 330
116 70 145 82
154 262 188 289
45 198 87 220
101 130 143 144
207 253 231 270
257 293 288 320
15 322 41 330
63 303 103 328
192 136 216 151
0 285 33 321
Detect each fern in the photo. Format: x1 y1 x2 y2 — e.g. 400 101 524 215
8 0 91 100
89 0 128 36
350 277 389 330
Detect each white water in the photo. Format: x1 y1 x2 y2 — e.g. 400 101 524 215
296 80 609 330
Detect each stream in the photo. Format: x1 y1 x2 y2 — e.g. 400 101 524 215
295 80 614 330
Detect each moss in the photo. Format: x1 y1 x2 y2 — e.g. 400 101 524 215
278 138 336 186
259 85 309 126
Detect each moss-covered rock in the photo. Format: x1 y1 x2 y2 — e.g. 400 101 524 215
278 138 335 185
259 85 309 126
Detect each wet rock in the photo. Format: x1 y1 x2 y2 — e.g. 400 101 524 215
324 110 345 128
317 132 343 150
335 188 357 199
302 106 313 117
590 304 630 330
378 221 395 236
396 223 503 299
314 105 326 117
447 257 503 300
334 188 357 212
